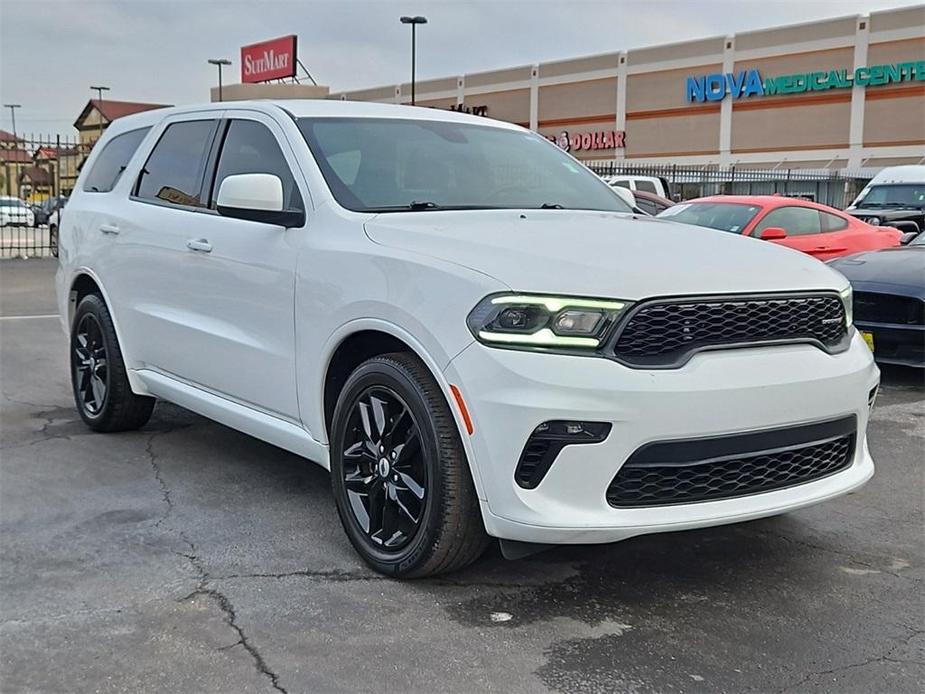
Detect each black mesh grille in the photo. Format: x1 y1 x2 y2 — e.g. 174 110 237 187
607 430 855 508
612 294 847 367
853 292 925 326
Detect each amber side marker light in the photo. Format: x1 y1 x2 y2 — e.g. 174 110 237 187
449 384 474 435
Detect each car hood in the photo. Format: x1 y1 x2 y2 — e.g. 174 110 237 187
364 209 846 300
847 207 924 221
828 246 925 297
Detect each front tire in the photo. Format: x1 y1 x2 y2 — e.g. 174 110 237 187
70 293 155 432
330 352 489 578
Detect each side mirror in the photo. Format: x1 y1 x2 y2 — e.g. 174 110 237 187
610 185 636 209
216 173 304 227
760 227 788 240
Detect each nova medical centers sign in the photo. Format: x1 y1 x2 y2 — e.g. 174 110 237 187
686 60 925 102
241 35 298 83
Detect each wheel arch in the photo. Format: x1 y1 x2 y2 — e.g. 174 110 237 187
318 320 486 501
66 269 149 397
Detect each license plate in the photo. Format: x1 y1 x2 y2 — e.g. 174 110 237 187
861 331 875 352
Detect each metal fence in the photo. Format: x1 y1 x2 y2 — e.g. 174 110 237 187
1 132 87 259
586 161 870 209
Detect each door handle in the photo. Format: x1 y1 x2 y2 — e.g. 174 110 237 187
99 224 120 235
186 238 212 253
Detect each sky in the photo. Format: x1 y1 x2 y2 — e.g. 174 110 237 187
1 0 922 137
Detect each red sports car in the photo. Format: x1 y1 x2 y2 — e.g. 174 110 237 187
657 195 902 261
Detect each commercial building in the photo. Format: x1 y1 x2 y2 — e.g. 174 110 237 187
332 5 925 172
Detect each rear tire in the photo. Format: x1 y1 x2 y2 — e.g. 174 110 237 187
70 293 155 432
330 352 489 577
49 224 58 258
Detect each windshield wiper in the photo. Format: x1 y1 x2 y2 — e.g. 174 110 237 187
408 200 440 210
539 202 565 209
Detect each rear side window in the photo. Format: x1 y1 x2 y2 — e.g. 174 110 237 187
820 210 849 232
82 127 150 193
635 180 658 194
753 206 822 237
136 120 217 207
210 120 302 210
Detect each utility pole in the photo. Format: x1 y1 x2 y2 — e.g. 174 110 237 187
89 85 110 145
400 16 428 105
3 104 21 198
208 59 232 102
3 104 21 140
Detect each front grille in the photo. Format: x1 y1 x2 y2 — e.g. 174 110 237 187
612 294 847 367
853 292 925 326
606 417 856 507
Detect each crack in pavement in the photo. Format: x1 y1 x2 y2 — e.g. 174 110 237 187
145 430 289 694
776 628 925 692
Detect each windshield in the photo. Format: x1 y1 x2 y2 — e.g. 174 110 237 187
856 184 925 209
296 117 631 214
656 201 762 233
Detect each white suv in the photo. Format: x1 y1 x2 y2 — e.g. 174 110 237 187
56 101 878 577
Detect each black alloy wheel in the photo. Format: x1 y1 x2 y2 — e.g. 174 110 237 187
341 387 427 551
73 313 109 416
331 352 489 577
70 293 155 432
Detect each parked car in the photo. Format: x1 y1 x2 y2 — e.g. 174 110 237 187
633 189 674 216
0 196 35 227
845 165 925 237
606 187 674 216
57 101 878 577
657 195 902 261
47 201 66 257
31 196 67 227
828 236 925 368
603 174 671 199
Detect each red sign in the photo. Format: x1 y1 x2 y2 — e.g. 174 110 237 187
544 129 626 152
241 35 297 83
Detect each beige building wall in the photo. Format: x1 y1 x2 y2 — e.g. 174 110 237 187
332 7 925 169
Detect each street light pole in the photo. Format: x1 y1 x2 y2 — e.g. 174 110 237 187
400 16 427 105
89 85 110 145
3 104 21 140
208 58 232 102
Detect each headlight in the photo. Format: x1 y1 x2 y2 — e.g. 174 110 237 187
839 286 853 328
467 293 632 351
868 217 881 226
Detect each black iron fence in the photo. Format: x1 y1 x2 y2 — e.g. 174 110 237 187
1 133 86 258
586 161 870 209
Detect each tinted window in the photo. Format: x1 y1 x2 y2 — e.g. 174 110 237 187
657 202 761 234
211 120 302 210
820 210 848 232
753 206 821 237
856 184 925 208
83 127 150 193
635 180 658 194
297 118 630 213
636 198 658 215
136 120 216 207
612 180 631 189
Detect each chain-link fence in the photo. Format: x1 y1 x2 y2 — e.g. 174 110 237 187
1 133 87 259
586 161 870 209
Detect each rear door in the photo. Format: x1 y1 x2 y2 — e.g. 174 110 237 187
164 111 305 419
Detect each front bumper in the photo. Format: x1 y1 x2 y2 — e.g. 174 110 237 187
444 331 878 544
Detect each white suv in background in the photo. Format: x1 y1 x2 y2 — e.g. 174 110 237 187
57 101 878 577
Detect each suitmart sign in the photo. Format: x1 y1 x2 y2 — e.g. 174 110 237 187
685 61 924 102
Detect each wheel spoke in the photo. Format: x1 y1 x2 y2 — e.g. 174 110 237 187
358 401 375 443
90 376 105 410
344 469 375 491
347 491 370 532
370 395 388 439
393 429 421 468
393 486 422 523
384 406 410 446
396 471 425 500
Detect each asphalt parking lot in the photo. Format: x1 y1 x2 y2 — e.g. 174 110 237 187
1 258 922 694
